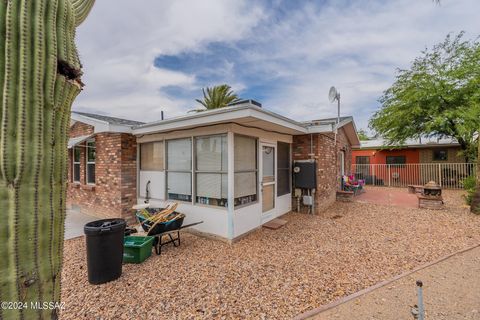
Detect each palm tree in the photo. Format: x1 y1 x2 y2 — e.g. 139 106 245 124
191 84 240 112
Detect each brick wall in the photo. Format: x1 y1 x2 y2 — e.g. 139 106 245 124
70 121 94 137
120 133 138 223
292 127 352 213
67 121 138 223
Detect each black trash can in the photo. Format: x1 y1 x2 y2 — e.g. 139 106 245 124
84 218 126 284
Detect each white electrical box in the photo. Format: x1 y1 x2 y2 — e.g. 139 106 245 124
294 188 302 197
303 195 313 206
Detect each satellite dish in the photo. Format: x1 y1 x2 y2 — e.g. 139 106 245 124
329 86 338 102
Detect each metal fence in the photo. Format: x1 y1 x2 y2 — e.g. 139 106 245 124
351 163 476 189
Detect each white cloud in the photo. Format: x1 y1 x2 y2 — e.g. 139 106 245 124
74 0 264 121
74 0 480 130
248 0 480 130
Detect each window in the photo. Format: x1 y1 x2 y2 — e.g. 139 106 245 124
386 156 406 165
355 156 370 165
86 140 95 184
433 149 448 161
277 142 291 196
166 138 192 202
234 135 257 206
355 156 370 179
73 147 81 182
140 141 164 171
195 135 228 207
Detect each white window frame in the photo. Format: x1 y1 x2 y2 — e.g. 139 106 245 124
166 137 193 202
276 142 291 197
72 146 81 183
194 134 228 208
234 134 258 208
86 140 96 185
140 141 164 171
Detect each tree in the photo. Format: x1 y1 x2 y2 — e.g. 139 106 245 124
369 32 480 163
357 129 371 141
0 1 94 319
192 84 240 112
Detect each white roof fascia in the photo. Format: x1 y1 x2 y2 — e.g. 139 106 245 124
133 105 307 136
248 108 306 134
107 124 134 134
68 134 94 149
305 124 334 133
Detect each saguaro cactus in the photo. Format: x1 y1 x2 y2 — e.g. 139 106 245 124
0 1 94 319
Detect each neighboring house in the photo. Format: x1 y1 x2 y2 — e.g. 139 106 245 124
67 111 144 223
133 101 359 241
352 138 469 187
353 138 465 165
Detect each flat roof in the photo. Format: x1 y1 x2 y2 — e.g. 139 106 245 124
133 103 307 135
133 102 359 146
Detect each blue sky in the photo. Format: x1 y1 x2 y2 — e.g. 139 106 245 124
74 0 480 131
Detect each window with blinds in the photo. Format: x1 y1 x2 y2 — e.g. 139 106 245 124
140 141 164 171
195 135 228 207
86 140 96 184
166 138 192 201
234 135 257 206
73 147 81 182
277 142 291 196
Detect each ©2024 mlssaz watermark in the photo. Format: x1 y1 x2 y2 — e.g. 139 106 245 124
1 301 65 311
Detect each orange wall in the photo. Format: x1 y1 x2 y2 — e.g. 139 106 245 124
352 148 419 164
352 149 421 185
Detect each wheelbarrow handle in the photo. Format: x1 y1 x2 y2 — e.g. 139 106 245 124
180 221 204 229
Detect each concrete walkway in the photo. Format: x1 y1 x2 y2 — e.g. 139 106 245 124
303 245 480 320
64 208 97 240
354 186 418 208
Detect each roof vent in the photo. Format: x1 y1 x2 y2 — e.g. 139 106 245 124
228 99 262 108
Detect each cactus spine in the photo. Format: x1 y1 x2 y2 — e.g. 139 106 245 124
0 1 94 319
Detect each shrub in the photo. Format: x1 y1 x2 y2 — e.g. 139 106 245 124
463 175 476 205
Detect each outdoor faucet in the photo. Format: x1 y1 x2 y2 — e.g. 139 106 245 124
144 180 151 204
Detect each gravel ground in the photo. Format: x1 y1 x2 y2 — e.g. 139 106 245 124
60 189 480 320
311 245 480 320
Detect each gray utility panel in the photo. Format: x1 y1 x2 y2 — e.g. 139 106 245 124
293 161 317 189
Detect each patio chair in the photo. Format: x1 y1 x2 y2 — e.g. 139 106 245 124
342 175 364 195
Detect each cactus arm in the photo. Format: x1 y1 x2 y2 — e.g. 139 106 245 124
1 0 19 183
31 0 47 313
71 0 95 27
0 0 93 319
1 3 21 320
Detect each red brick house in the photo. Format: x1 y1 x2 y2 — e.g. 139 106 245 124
67 111 144 223
67 104 359 239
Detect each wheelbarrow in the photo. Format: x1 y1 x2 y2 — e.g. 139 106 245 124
134 205 203 255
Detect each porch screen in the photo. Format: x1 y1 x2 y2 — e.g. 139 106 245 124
167 138 192 201
234 135 257 206
140 141 164 171
195 135 228 207
277 142 291 196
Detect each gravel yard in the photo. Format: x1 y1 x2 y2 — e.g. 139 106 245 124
60 189 480 319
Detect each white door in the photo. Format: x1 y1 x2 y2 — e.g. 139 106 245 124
340 151 345 176
260 144 276 215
